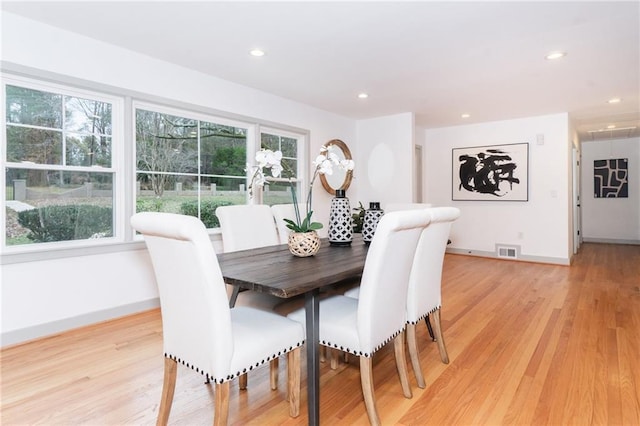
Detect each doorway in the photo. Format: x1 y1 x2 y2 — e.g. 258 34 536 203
572 147 582 254
414 145 423 202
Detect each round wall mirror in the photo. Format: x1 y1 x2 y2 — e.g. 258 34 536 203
319 139 354 195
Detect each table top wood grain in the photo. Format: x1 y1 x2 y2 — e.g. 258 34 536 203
217 235 368 298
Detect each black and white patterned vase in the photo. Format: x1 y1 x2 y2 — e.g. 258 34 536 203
362 202 384 245
328 189 353 246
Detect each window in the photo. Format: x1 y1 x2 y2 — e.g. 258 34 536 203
3 78 120 248
260 130 304 206
134 106 306 229
135 104 254 229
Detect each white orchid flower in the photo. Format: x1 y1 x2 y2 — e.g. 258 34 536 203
249 144 354 232
313 154 327 168
327 151 340 164
318 158 334 175
271 163 283 178
265 149 282 166
255 149 269 168
340 159 355 171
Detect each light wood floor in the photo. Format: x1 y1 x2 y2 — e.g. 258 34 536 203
2 243 639 425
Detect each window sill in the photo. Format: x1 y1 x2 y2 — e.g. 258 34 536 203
1 229 223 265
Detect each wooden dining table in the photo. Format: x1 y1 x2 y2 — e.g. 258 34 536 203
217 234 368 426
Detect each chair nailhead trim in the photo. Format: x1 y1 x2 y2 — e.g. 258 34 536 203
163 340 304 384
407 306 441 325
319 327 406 358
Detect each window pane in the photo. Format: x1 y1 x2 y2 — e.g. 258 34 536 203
6 126 63 164
281 158 298 179
280 136 297 158
198 176 242 227
263 181 300 206
200 121 246 177
5 168 113 245
136 109 198 174
260 133 279 151
66 133 111 167
261 133 298 179
5 85 62 128
65 96 112 135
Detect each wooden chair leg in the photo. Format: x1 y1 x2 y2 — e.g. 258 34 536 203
330 348 339 370
432 309 450 364
407 323 426 388
359 356 381 426
320 345 326 363
239 373 247 390
214 381 230 426
156 357 177 426
287 347 301 417
393 331 413 398
270 358 279 390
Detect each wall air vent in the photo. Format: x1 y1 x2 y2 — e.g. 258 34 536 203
496 244 519 259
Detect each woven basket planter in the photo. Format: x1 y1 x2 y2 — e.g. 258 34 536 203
288 231 321 257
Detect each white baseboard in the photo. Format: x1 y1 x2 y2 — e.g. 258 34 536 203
1 298 160 348
582 238 640 245
446 248 570 265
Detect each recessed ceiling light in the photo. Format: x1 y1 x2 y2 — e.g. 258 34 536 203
607 125 616 129
249 49 265 57
358 93 368 99
461 113 470 118
608 97 622 104
545 51 566 60
589 126 636 133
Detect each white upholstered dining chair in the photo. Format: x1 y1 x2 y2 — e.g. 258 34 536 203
346 203 434 326
216 204 280 252
404 207 460 388
288 210 431 425
345 207 460 388
215 204 285 308
130 212 304 426
215 204 288 388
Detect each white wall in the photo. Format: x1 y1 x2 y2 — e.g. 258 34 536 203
355 113 415 207
0 13 358 346
581 137 640 243
424 113 573 264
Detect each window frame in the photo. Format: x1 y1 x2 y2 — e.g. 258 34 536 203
1 73 125 254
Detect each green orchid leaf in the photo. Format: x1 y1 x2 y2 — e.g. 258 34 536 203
283 218 301 232
309 222 323 230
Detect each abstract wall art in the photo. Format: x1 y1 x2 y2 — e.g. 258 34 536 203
594 158 628 198
452 143 529 201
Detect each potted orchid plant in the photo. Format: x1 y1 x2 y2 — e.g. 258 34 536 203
247 145 355 234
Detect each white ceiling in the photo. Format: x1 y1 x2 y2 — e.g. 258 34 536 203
3 1 639 142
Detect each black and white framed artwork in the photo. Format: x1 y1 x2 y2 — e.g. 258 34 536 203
594 158 628 198
452 143 529 201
